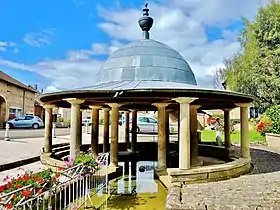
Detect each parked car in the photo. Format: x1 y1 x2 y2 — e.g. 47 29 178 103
129 115 174 133
3 115 44 129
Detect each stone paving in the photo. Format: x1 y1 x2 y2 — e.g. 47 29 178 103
166 145 280 210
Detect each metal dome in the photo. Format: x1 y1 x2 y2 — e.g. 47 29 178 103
95 39 197 86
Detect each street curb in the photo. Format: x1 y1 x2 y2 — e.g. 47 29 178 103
0 156 40 172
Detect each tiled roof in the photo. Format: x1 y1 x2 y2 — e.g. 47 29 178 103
0 70 36 92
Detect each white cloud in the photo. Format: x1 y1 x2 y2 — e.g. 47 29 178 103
23 28 55 47
44 86 60 93
0 0 273 90
0 41 17 52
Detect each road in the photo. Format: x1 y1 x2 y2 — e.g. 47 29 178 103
0 128 70 140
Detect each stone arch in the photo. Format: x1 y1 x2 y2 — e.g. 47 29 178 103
0 95 7 127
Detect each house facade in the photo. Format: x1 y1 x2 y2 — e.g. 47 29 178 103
0 71 37 126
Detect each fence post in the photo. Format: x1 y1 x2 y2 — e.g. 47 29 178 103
52 123 56 138
4 123 10 141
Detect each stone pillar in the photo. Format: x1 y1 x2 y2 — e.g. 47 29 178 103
223 108 232 149
43 104 55 153
236 103 251 158
153 103 169 170
190 105 201 166
166 109 170 155
90 106 102 157
80 109 83 146
124 111 130 144
102 108 110 153
65 98 85 160
131 110 137 152
107 103 122 167
173 97 197 169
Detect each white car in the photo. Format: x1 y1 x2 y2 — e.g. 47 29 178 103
129 115 174 133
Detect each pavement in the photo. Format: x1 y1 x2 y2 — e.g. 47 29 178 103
0 128 70 140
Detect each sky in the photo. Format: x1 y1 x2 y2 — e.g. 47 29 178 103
0 0 272 93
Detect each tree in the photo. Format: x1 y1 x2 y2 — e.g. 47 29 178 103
216 0 280 110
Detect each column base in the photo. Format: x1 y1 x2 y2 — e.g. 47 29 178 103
155 165 167 172
191 158 204 167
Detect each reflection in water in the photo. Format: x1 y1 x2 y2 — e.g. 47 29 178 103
90 161 167 210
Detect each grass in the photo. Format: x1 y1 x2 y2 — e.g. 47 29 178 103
201 129 266 144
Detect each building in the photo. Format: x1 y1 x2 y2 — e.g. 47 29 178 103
0 70 37 126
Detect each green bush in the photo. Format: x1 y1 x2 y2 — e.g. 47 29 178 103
265 105 280 134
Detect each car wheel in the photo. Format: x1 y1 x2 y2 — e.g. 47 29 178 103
32 123 39 129
136 126 140 133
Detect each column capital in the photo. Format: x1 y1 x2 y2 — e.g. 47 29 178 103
123 110 130 113
107 103 122 109
89 105 102 110
152 103 170 109
173 97 198 104
102 107 111 111
129 109 137 113
235 103 252 108
42 104 56 109
64 98 85 105
223 108 233 112
190 105 201 110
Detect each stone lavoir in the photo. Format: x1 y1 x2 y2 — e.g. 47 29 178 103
38 3 254 209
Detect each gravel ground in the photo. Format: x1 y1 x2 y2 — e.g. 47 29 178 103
166 146 280 210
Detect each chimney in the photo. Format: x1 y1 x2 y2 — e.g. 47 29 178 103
34 84 38 90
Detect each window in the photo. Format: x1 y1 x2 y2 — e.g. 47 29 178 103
25 116 34 120
17 116 25 120
148 118 157 123
138 117 149 123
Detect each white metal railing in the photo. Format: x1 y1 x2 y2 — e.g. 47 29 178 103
0 152 109 210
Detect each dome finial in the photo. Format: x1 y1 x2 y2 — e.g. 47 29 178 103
138 2 154 39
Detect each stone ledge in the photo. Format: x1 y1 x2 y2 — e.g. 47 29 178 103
167 158 251 184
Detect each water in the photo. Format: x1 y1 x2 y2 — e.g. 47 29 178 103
89 161 167 210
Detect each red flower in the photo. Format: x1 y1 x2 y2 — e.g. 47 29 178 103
52 178 56 182
16 184 23 189
23 174 29 181
17 176 23 182
58 166 64 171
4 203 13 209
0 185 6 192
55 174 60 178
12 194 17 200
37 178 44 183
22 189 31 198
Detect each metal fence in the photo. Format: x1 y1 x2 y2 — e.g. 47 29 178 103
0 153 109 210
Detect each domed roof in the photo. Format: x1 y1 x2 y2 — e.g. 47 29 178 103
96 39 197 86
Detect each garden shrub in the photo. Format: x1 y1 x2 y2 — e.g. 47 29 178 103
265 105 280 134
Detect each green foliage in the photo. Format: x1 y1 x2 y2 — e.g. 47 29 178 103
212 113 224 119
265 105 280 134
57 117 64 123
216 1 280 110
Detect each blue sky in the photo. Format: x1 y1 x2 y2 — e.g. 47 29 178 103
0 0 263 91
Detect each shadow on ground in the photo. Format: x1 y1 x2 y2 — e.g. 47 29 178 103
233 145 280 174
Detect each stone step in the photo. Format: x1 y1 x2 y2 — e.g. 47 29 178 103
54 149 70 159
52 145 70 153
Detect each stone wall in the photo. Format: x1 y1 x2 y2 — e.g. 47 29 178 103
266 133 280 149
0 80 36 125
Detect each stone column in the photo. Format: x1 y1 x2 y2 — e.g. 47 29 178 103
90 106 102 157
131 110 137 152
166 109 170 155
102 108 110 153
43 104 55 153
190 105 201 166
236 103 251 158
153 103 169 170
124 111 130 144
173 97 197 169
65 98 85 160
223 108 232 149
80 109 83 146
107 103 122 167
